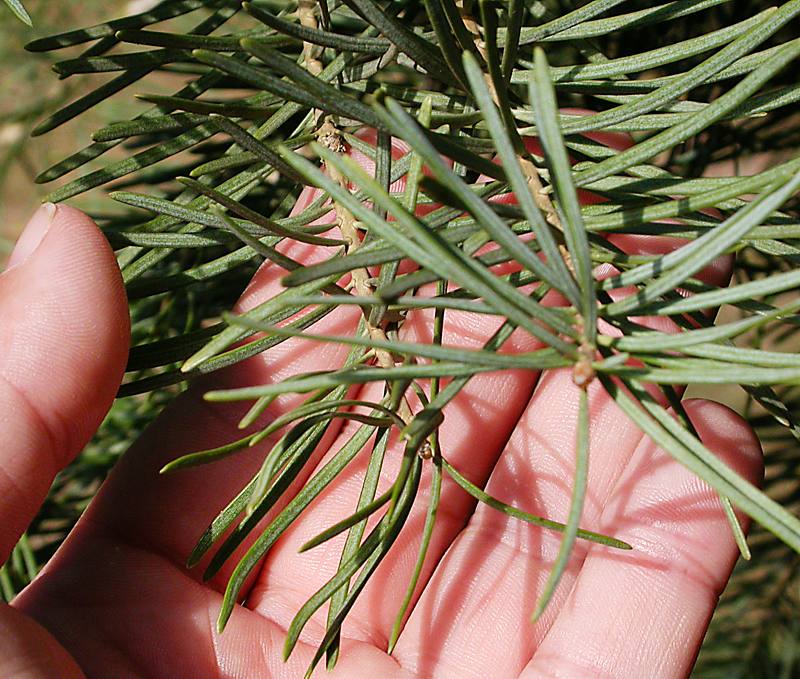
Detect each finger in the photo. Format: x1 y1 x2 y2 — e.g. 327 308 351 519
0 204 129 561
0 204 128 677
12 529 408 678
247 295 546 646
595 234 734 407
244 123 633 644
47 202 362 590
12 133 421 675
83 129 423 581
392 369 648 677
521 400 762 679
604 230 734 316
13 213 363 674
392 231 736 675
0 603 83 679
15 130 395 600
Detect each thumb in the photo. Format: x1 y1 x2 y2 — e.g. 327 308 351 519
0 204 129 562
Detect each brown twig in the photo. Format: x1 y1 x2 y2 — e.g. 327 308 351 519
295 5 414 423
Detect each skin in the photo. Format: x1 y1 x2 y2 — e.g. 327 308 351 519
0 194 761 678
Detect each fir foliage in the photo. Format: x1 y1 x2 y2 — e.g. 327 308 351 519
2 0 31 26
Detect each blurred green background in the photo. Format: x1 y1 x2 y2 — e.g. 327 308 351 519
1 1 108 241
0 0 187 254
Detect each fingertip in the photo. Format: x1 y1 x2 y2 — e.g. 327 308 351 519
0 204 129 557
34 202 131 392
683 398 763 487
5 203 57 271
0 203 130 462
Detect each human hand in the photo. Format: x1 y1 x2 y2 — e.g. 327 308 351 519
1 196 761 678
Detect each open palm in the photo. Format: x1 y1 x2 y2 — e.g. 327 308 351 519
1 198 760 679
